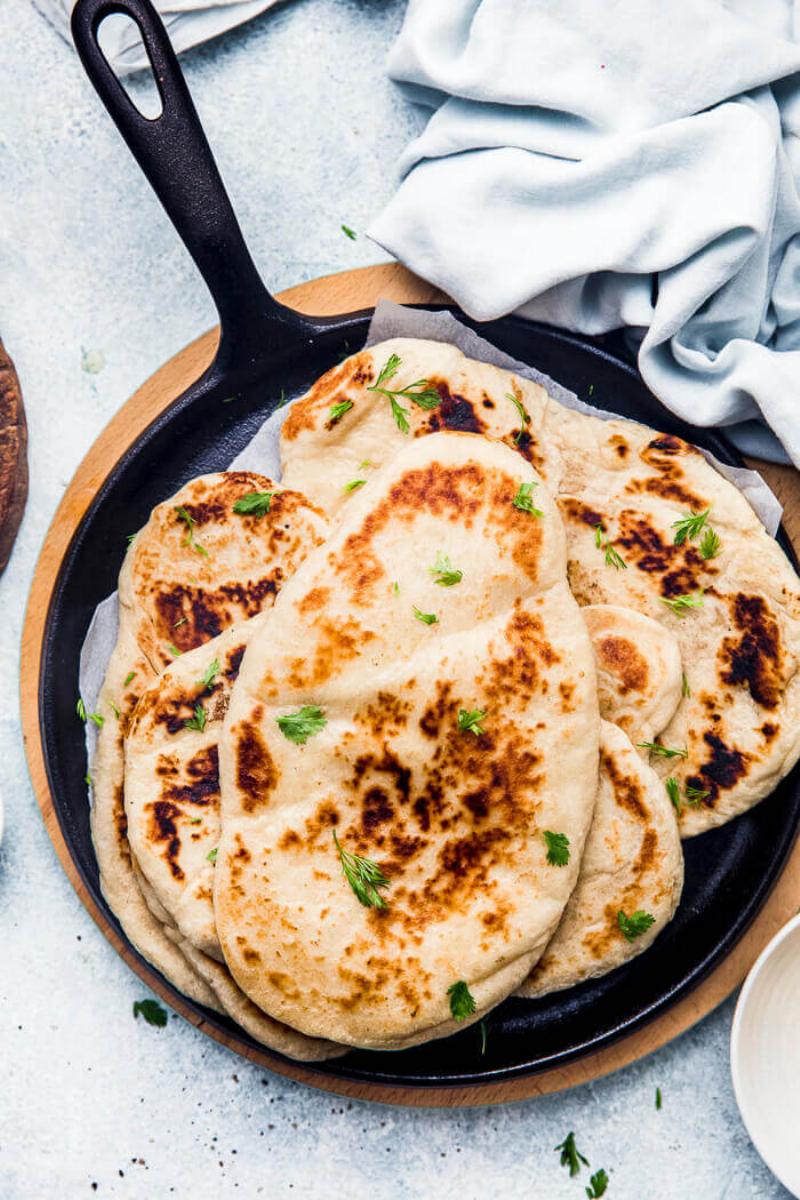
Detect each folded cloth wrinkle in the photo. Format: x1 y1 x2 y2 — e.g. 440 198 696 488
370 0 800 465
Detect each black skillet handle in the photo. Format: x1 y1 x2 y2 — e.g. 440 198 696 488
71 0 319 376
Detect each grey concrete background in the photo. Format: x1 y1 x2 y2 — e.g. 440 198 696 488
0 0 792 1196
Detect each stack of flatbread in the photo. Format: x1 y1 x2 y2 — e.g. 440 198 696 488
88 338 800 1058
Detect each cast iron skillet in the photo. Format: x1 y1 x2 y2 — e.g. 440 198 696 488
49 0 800 1089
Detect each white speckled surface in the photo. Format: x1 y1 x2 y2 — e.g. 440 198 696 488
0 1 793 1195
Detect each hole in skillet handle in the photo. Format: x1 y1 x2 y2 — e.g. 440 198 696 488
95 14 163 119
70 0 338 388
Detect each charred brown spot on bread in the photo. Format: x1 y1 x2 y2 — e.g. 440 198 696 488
304 800 341 843
419 681 457 739
241 946 261 965
513 429 547 473
153 575 283 651
152 690 200 735
355 692 411 738
610 435 630 460
629 435 706 507
616 511 712 594
480 608 559 708
596 635 648 693
482 395 495 409
559 680 576 712
718 593 784 709
583 828 660 958
287 618 374 688
147 800 185 880
160 745 220 814
688 731 750 803
640 434 691 463
229 835 252 884
281 355 367 440
267 971 302 1000
361 787 395 835
761 721 779 743
113 784 129 846
224 644 246 681
298 586 331 616
602 750 649 820
425 380 485 435
235 722 279 811
559 497 604 529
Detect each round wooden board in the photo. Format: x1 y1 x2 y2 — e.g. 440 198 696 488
0 338 28 575
21 263 800 1108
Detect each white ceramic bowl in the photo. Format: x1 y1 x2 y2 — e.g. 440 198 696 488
731 912 800 1198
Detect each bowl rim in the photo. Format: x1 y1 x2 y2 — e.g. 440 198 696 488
730 910 800 1197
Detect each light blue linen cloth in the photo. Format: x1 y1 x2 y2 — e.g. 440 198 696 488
369 0 800 465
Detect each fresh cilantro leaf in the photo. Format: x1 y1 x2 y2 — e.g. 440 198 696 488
343 479 366 493
661 592 704 616
89 711 104 729
197 658 220 691
123 671 136 688
76 698 87 721
594 522 626 569
512 481 544 517
666 776 681 815
206 847 218 864
84 772 92 788
700 528 721 560
341 224 357 240
184 704 206 733
166 643 182 658
392 581 400 595
637 741 688 759
458 708 487 736
328 399 353 426
429 552 463 587
132 999 168 1027
233 491 274 517
586 1168 609 1198
127 533 137 546
617 909 656 942
672 508 710 546
276 705 327 745
544 830 570 867
367 353 441 433
175 505 209 558
333 830 390 909
656 1086 663 1110
506 391 530 444
447 980 476 1022
413 606 438 625
109 702 121 719
555 1132 590 1178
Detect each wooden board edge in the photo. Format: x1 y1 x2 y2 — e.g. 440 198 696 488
20 262 800 1108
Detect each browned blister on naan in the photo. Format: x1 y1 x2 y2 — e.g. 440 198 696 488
280 339 800 835
217 432 600 1049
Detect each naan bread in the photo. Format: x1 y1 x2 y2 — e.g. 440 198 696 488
91 472 333 1057
581 604 683 751
216 432 600 1049
518 721 684 998
281 339 800 834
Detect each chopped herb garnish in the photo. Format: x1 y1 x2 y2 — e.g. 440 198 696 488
166 643 182 658
457 708 487 736
672 508 710 546
594 523 626 569
89 711 104 729
429 552 463 587
512 480 544 516
206 847 218 864
343 479 366 493
123 670 136 687
276 705 327 745
197 658 220 691
392 581 400 596
555 1132 590 1178
127 533 137 546
359 459 374 470
637 741 688 759
84 772 92 787
175 505 209 558
479 1019 488 1055
76 698 87 721
544 830 570 867
447 980 476 1022
656 1086 663 1110
506 391 530 444
586 1168 609 1198
341 224 357 240
617 909 656 942
333 830 390 909
184 704 206 733
367 353 441 434
700 528 721 560
661 592 704 616
328 399 353 426
132 999 167 1027
189 817 202 825
666 776 681 815
681 671 691 698
233 491 274 517
275 388 290 409
413 606 438 625
109 702 121 719
685 783 710 806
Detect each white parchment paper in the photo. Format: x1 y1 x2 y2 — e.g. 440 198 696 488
80 299 783 769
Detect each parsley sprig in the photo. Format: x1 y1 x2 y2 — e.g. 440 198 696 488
512 481 544 517
276 705 327 745
672 508 710 545
586 1169 609 1198
175 506 209 558
367 354 441 434
413 606 438 625
447 980 476 1022
617 909 656 941
328 399 353 426
197 658 220 691
184 704 206 733
343 478 366 493
233 491 274 517
333 831 390 909
206 847 218 864
661 592 704 616
506 391 530 444
458 708 487 736
544 830 570 867
429 552 463 587
555 1132 589 1178
700 528 721 560
637 741 687 759
133 999 167 1027
594 523 626 570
